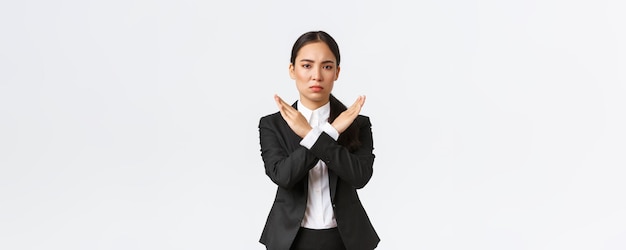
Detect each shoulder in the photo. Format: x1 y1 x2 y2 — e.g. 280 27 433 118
356 114 372 127
259 111 284 127
260 111 281 120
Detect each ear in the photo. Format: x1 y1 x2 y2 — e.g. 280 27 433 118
289 63 296 80
335 65 341 81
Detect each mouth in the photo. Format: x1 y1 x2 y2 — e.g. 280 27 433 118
310 86 324 92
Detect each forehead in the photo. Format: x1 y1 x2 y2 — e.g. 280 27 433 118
296 42 336 61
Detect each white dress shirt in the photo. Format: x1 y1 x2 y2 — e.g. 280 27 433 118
298 101 340 229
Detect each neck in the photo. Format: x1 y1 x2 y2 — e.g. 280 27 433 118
299 97 329 110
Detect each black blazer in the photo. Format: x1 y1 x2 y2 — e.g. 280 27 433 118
258 100 380 250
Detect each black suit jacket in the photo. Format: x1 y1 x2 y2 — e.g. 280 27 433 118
258 101 380 250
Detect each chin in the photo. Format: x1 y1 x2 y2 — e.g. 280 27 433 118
310 93 330 99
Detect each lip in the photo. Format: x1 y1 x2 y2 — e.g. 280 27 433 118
310 86 323 92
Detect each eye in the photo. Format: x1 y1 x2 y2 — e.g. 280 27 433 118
323 65 334 70
302 64 311 69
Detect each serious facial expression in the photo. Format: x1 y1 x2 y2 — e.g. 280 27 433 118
289 41 340 110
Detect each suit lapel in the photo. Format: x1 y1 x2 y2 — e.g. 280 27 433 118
329 171 338 202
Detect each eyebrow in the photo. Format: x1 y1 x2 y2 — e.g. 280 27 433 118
299 59 336 64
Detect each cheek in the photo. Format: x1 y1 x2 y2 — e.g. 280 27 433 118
295 71 309 86
326 71 338 80
297 70 310 80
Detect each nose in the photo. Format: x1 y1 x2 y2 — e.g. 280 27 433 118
311 67 323 81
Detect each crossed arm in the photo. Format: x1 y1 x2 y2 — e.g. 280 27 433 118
273 94 366 137
259 95 375 189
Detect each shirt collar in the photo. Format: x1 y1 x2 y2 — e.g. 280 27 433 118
298 100 331 124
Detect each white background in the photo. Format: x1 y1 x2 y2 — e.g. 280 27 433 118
1 0 625 249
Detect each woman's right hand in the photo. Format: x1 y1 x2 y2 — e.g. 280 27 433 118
332 95 366 134
274 94 312 138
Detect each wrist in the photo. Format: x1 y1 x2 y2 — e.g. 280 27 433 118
331 122 345 134
299 127 312 138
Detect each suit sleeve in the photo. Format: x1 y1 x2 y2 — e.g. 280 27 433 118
309 116 376 189
259 116 319 189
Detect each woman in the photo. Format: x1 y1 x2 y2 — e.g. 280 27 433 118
258 31 380 250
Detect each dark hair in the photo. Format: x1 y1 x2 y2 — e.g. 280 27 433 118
290 31 361 152
290 31 341 66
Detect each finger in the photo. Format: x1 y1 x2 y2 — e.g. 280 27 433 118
275 95 301 122
275 94 292 112
351 95 362 107
277 95 295 110
354 95 364 107
355 95 366 107
275 95 290 118
278 99 296 117
349 96 363 111
275 94 288 106
274 94 282 108
345 96 364 115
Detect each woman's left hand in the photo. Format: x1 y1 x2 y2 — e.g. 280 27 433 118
274 94 312 138
332 95 366 134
